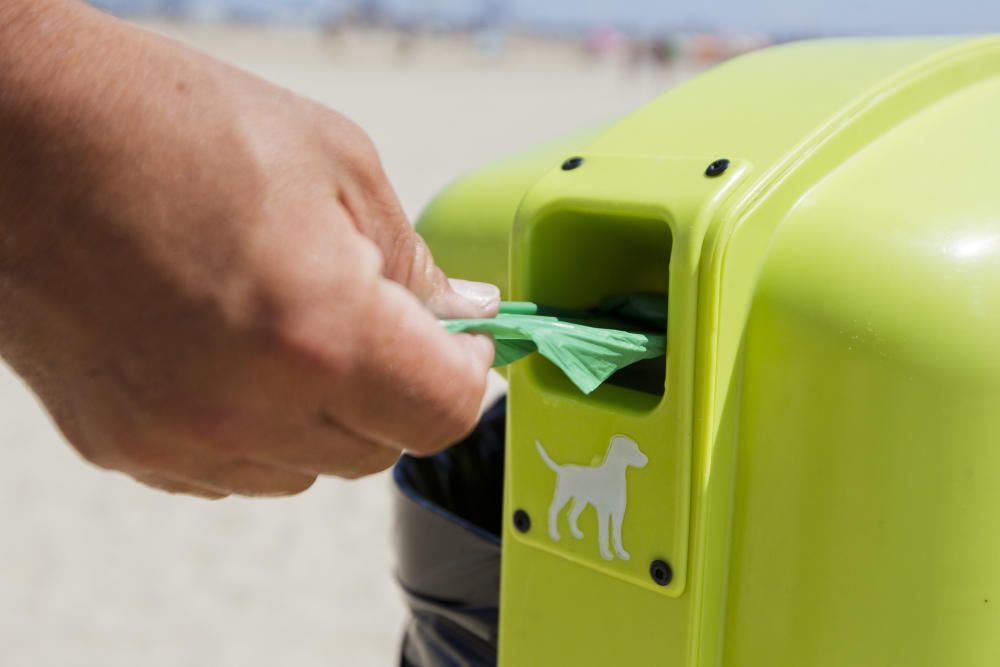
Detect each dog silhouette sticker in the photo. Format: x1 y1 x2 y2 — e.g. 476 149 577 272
536 435 648 561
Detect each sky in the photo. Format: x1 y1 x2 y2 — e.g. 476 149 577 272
92 0 1000 36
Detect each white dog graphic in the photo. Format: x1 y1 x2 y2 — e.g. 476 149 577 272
536 435 648 561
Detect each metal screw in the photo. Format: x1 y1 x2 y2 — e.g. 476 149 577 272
704 158 730 177
649 559 673 586
513 509 532 533
561 156 584 171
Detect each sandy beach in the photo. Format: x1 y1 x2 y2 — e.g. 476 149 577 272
0 22 686 666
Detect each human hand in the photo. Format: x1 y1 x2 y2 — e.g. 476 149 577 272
0 1 498 498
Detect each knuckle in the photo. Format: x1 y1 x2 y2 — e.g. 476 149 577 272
385 231 432 295
410 397 482 456
347 132 382 176
328 117 383 179
117 439 172 473
81 429 159 474
75 443 119 471
353 235 385 277
437 402 482 449
167 404 244 453
209 460 317 497
271 312 356 379
188 492 229 501
132 473 174 493
256 299 361 382
58 417 132 472
133 474 226 500
439 370 489 442
250 242 383 379
278 477 316 496
341 447 399 480
267 475 316 496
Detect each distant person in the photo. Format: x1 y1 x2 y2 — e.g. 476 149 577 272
0 0 499 498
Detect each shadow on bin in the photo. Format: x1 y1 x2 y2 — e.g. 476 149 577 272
393 399 506 667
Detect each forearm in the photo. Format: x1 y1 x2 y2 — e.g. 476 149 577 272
0 0 127 181
0 2 104 369
0 0 143 282
0 0 202 219
0 1 215 380
0 1 244 310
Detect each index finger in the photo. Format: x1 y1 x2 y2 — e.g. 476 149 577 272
321 277 495 455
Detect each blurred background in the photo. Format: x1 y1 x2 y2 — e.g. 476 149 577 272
2 1 998 666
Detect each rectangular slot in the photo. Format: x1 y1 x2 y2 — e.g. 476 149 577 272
604 355 666 395
522 209 672 401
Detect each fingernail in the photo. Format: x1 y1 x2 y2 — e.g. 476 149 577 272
449 279 500 313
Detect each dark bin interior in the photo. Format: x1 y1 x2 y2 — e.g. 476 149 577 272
393 398 507 667
524 211 673 400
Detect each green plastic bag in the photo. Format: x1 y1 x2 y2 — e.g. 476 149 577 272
442 298 666 395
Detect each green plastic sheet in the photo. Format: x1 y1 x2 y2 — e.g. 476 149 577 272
442 297 667 395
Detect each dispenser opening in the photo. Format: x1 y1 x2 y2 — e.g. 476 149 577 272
522 209 672 399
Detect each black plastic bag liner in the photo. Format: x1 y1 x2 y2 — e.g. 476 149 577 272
393 398 506 667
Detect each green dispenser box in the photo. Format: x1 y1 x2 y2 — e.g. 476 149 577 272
414 37 1000 666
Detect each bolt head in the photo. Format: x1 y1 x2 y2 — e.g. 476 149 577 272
561 156 584 171
705 158 730 177
649 559 673 586
513 509 531 533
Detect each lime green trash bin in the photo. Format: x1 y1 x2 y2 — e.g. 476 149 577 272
402 36 1000 666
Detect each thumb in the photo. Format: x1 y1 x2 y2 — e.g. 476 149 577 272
355 179 499 319
388 230 500 319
